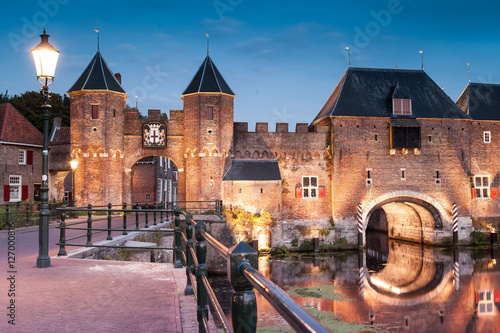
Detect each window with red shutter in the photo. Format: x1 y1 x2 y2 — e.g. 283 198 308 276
21 185 28 201
27 150 33 165
3 185 10 202
91 105 99 119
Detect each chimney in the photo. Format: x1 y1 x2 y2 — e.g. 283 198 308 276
53 117 62 128
115 73 122 84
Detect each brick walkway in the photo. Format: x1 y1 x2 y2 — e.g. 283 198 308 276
2 256 217 332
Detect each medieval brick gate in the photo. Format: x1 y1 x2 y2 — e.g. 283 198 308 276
60 50 484 247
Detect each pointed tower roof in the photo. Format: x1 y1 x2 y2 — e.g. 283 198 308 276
68 51 126 93
182 56 234 95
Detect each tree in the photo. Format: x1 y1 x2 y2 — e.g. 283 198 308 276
4 91 70 132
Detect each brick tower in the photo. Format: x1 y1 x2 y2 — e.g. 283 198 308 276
182 55 234 203
68 51 127 206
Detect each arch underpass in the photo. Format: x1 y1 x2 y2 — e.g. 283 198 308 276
366 196 443 245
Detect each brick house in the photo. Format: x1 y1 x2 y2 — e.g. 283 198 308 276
131 156 178 205
0 103 43 203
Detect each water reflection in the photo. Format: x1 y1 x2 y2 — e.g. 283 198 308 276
210 233 500 332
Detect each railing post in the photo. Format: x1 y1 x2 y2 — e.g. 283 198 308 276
144 202 149 228
228 241 258 333
153 201 157 225
57 205 67 256
184 212 194 295
160 201 163 224
174 207 183 268
135 202 140 230
106 203 113 240
122 202 128 235
195 221 208 332
86 204 93 246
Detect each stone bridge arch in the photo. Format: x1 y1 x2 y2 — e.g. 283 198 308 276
362 191 452 245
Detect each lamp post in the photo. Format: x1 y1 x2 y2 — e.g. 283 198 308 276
70 159 78 209
32 29 59 268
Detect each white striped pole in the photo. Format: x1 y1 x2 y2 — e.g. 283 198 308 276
454 249 460 291
357 203 363 247
452 203 458 246
358 266 364 298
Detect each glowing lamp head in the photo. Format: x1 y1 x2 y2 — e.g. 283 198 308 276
31 30 59 81
70 159 79 170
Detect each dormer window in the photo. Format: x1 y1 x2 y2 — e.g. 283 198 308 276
393 98 412 115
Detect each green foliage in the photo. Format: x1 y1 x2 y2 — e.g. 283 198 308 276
201 209 215 215
319 237 348 252
274 246 289 256
299 240 313 252
442 237 453 246
329 217 335 229
114 248 131 261
152 233 162 246
291 238 299 248
390 227 395 236
3 90 70 132
470 229 488 246
103 254 113 260
318 228 330 237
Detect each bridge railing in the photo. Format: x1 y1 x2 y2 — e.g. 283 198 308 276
175 209 332 333
55 202 175 256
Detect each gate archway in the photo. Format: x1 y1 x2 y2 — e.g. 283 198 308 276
362 191 451 245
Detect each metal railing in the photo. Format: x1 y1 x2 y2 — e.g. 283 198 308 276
176 210 332 333
55 202 175 256
0 201 63 229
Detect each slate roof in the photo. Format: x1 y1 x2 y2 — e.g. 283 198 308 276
223 160 281 181
68 51 126 93
456 83 500 120
312 68 470 125
0 103 43 145
183 56 234 95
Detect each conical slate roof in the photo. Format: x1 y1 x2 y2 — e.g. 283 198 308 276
183 56 234 95
68 51 125 93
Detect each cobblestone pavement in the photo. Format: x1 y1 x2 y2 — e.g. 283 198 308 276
1 255 217 332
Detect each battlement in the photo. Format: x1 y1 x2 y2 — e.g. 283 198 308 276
234 122 327 133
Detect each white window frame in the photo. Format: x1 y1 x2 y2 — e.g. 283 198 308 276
400 168 406 181
18 150 26 165
392 98 412 115
475 175 490 199
483 131 491 144
302 176 318 199
9 175 22 202
157 178 163 202
159 157 163 167
477 290 495 316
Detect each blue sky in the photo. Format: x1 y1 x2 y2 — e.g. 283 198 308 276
2 0 500 129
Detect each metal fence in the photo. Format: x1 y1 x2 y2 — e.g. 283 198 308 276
176 211 332 333
0 201 63 229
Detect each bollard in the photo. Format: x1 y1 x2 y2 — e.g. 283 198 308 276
195 221 209 332
135 202 140 230
184 212 194 295
86 204 93 246
106 203 113 240
452 203 458 246
153 201 157 225
252 239 259 251
57 205 67 256
228 241 258 333
122 202 128 235
174 207 183 268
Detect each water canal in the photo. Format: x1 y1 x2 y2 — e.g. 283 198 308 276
210 232 500 332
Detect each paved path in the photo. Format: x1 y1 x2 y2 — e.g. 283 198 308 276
0 217 219 332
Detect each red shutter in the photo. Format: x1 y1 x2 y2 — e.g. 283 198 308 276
21 185 28 201
27 150 33 165
491 188 498 199
494 291 500 303
68 192 72 203
472 188 477 199
319 186 325 198
295 186 302 198
475 291 479 304
3 185 10 201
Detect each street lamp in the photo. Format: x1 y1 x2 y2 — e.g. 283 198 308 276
32 29 59 268
70 159 78 209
